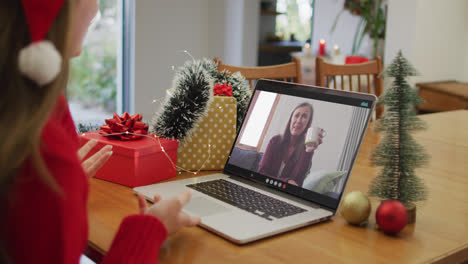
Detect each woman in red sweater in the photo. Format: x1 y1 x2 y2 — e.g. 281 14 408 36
0 0 200 263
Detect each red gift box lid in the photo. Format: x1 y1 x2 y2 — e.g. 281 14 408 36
80 131 178 158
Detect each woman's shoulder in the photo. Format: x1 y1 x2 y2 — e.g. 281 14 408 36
40 95 87 191
41 95 80 162
270 134 282 144
56 94 79 136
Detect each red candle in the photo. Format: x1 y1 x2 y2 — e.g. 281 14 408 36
318 39 326 56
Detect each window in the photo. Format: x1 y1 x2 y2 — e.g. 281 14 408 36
238 91 278 150
276 0 313 42
68 0 133 125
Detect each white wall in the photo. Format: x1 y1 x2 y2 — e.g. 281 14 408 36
134 0 259 120
134 0 210 120
242 0 260 66
224 0 244 66
383 0 418 65
465 15 468 82
313 0 373 56
385 0 468 83
260 94 353 171
223 0 260 66
412 0 467 83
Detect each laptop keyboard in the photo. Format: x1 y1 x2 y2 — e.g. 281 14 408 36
186 179 306 221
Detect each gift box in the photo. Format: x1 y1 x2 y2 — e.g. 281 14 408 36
79 131 178 187
177 96 237 170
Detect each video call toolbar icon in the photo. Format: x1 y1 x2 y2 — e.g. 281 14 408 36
265 178 287 190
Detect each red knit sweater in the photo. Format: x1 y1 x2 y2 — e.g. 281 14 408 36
3 95 167 263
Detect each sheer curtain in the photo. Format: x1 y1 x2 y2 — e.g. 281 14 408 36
332 107 369 193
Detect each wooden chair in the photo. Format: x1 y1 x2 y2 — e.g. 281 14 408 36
315 56 384 118
214 57 302 90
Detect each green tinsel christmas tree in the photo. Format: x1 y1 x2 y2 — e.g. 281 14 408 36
199 58 251 131
151 59 214 141
369 50 429 207
151 58 250 141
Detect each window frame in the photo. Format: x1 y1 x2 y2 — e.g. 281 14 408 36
237 93 280 152
119 0 135 114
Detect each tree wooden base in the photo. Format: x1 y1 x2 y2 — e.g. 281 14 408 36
406 205 416 224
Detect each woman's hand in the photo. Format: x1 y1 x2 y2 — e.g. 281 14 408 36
305 130 325 153
78 139 113 178
288 180 298 186
137 190 201 235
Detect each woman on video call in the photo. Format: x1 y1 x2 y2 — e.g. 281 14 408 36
258 103 324 187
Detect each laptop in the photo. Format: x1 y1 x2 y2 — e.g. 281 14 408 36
134 79 376 244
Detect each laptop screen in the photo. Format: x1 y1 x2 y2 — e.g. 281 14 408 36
224 80 376 210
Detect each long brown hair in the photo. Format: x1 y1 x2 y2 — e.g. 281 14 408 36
0 0 72 262
0 0 72 196
280 102 314 160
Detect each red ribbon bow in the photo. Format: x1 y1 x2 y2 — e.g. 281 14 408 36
213 83 233 96
100 112 149 140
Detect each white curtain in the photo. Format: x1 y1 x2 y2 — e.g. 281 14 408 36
332 107 369 193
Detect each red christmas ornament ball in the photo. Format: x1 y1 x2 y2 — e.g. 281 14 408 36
376 200 407 234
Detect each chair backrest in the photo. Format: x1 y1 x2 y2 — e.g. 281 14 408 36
214 57 302 90
315 56 383 118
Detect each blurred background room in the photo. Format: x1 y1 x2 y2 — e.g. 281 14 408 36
69 0 468 124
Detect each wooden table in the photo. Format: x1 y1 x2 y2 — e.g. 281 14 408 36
417 81 468 112
87 111 468 264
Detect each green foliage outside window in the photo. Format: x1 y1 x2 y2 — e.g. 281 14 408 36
68 0 117 112
276 0 312 42
331 0 386 57
68 43 117 111
98 0 116 12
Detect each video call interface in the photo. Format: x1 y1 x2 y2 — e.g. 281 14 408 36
227 89 371 203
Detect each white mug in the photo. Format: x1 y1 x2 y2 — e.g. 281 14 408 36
305 127 326 146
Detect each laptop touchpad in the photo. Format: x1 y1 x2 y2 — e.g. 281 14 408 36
184 196 232 217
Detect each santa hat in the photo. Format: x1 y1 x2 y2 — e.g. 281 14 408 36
18 0 66 86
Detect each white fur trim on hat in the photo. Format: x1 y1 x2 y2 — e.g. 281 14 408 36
18 40 62 86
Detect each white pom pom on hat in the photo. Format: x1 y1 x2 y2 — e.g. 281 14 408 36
19 40 62 86
19 0 66 86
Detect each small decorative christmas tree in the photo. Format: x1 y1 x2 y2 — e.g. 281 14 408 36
369 50 429 208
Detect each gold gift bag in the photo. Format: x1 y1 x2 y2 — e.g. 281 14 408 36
177 96 237 171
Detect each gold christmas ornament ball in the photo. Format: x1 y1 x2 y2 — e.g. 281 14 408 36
340 191 371 225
